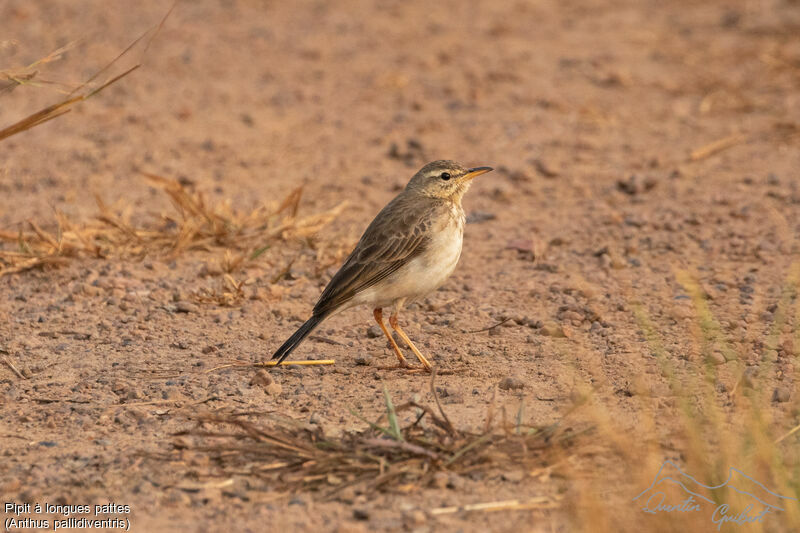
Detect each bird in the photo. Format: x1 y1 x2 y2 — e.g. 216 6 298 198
271 160 493 371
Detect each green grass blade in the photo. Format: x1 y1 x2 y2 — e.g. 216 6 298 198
383 384 403 441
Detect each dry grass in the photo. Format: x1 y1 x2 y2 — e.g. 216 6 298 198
157 377 586 501
0 40 80 95
563 263 800 532
0 174 347 279
0 5 173 142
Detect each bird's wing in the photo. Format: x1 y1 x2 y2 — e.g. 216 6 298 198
312 194 438 316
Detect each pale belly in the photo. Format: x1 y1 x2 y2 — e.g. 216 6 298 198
350 222 464 310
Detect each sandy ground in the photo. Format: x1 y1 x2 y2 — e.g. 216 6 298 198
1 0 800 531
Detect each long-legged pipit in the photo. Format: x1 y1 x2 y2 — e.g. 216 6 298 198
271 160 493 371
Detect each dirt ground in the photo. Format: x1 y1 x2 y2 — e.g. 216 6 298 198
2 0 800 531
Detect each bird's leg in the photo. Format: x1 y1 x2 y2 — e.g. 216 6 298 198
374 308 410 368
389 312 432 372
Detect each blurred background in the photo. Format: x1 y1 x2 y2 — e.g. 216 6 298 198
3 0 796 227
2 1 800 531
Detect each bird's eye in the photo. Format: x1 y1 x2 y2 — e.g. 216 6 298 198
440 172 451 181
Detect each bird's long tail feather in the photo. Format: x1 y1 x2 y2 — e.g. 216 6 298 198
271 315 323 363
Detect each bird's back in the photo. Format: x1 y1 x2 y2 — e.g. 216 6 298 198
312 192 453 316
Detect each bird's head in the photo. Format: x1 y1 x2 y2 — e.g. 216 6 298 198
405 160 493 202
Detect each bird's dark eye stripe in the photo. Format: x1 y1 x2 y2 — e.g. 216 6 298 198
440 172 451 180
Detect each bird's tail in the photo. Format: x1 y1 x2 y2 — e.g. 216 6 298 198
271 315 324 364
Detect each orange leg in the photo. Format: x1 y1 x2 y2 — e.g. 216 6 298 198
374 308 409 368
389 312 432 372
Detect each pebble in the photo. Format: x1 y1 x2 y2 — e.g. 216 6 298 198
560 310 583 324
175 301 198 313
499 376 525 390
708 351 726 365
266 382 283 396
443 392 465 404
539 322 566 338
501 470 526 482
354 354 372 366
617 174 657 195
447 474 466 490
466 211 496 224
531 158 560 178
772 387 790 403
249 370 273 388
431 472 449 489
352 509 370 521
366 326 382 339
403 510 427 528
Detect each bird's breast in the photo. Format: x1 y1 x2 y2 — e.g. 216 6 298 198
350 202 465 308
398 207 464 297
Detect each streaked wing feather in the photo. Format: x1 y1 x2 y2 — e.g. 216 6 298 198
313 194 435 315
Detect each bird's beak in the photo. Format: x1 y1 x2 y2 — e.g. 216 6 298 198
462 166 494 181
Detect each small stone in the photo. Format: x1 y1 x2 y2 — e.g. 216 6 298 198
708 351 726 365
354 355 372 366
249 369 273 388
447 474 466 490
443 392 465 404
403 510 427 528
502 470 526 482
175 301 198 313
366 326 382 339
336 486 357 503
524 317 543 329
466 211 496 224
499 376 525 390
352 508 369 521
772 387 790 403
617 174 657 195
540 322 566 338
431 472 449 489
532 158 560 178
506 239 535 259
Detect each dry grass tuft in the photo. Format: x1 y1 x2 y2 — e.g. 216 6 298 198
0 40 80 95
159 380 585 500
0 175 347 278
563 263 800 532
0 4 174 142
